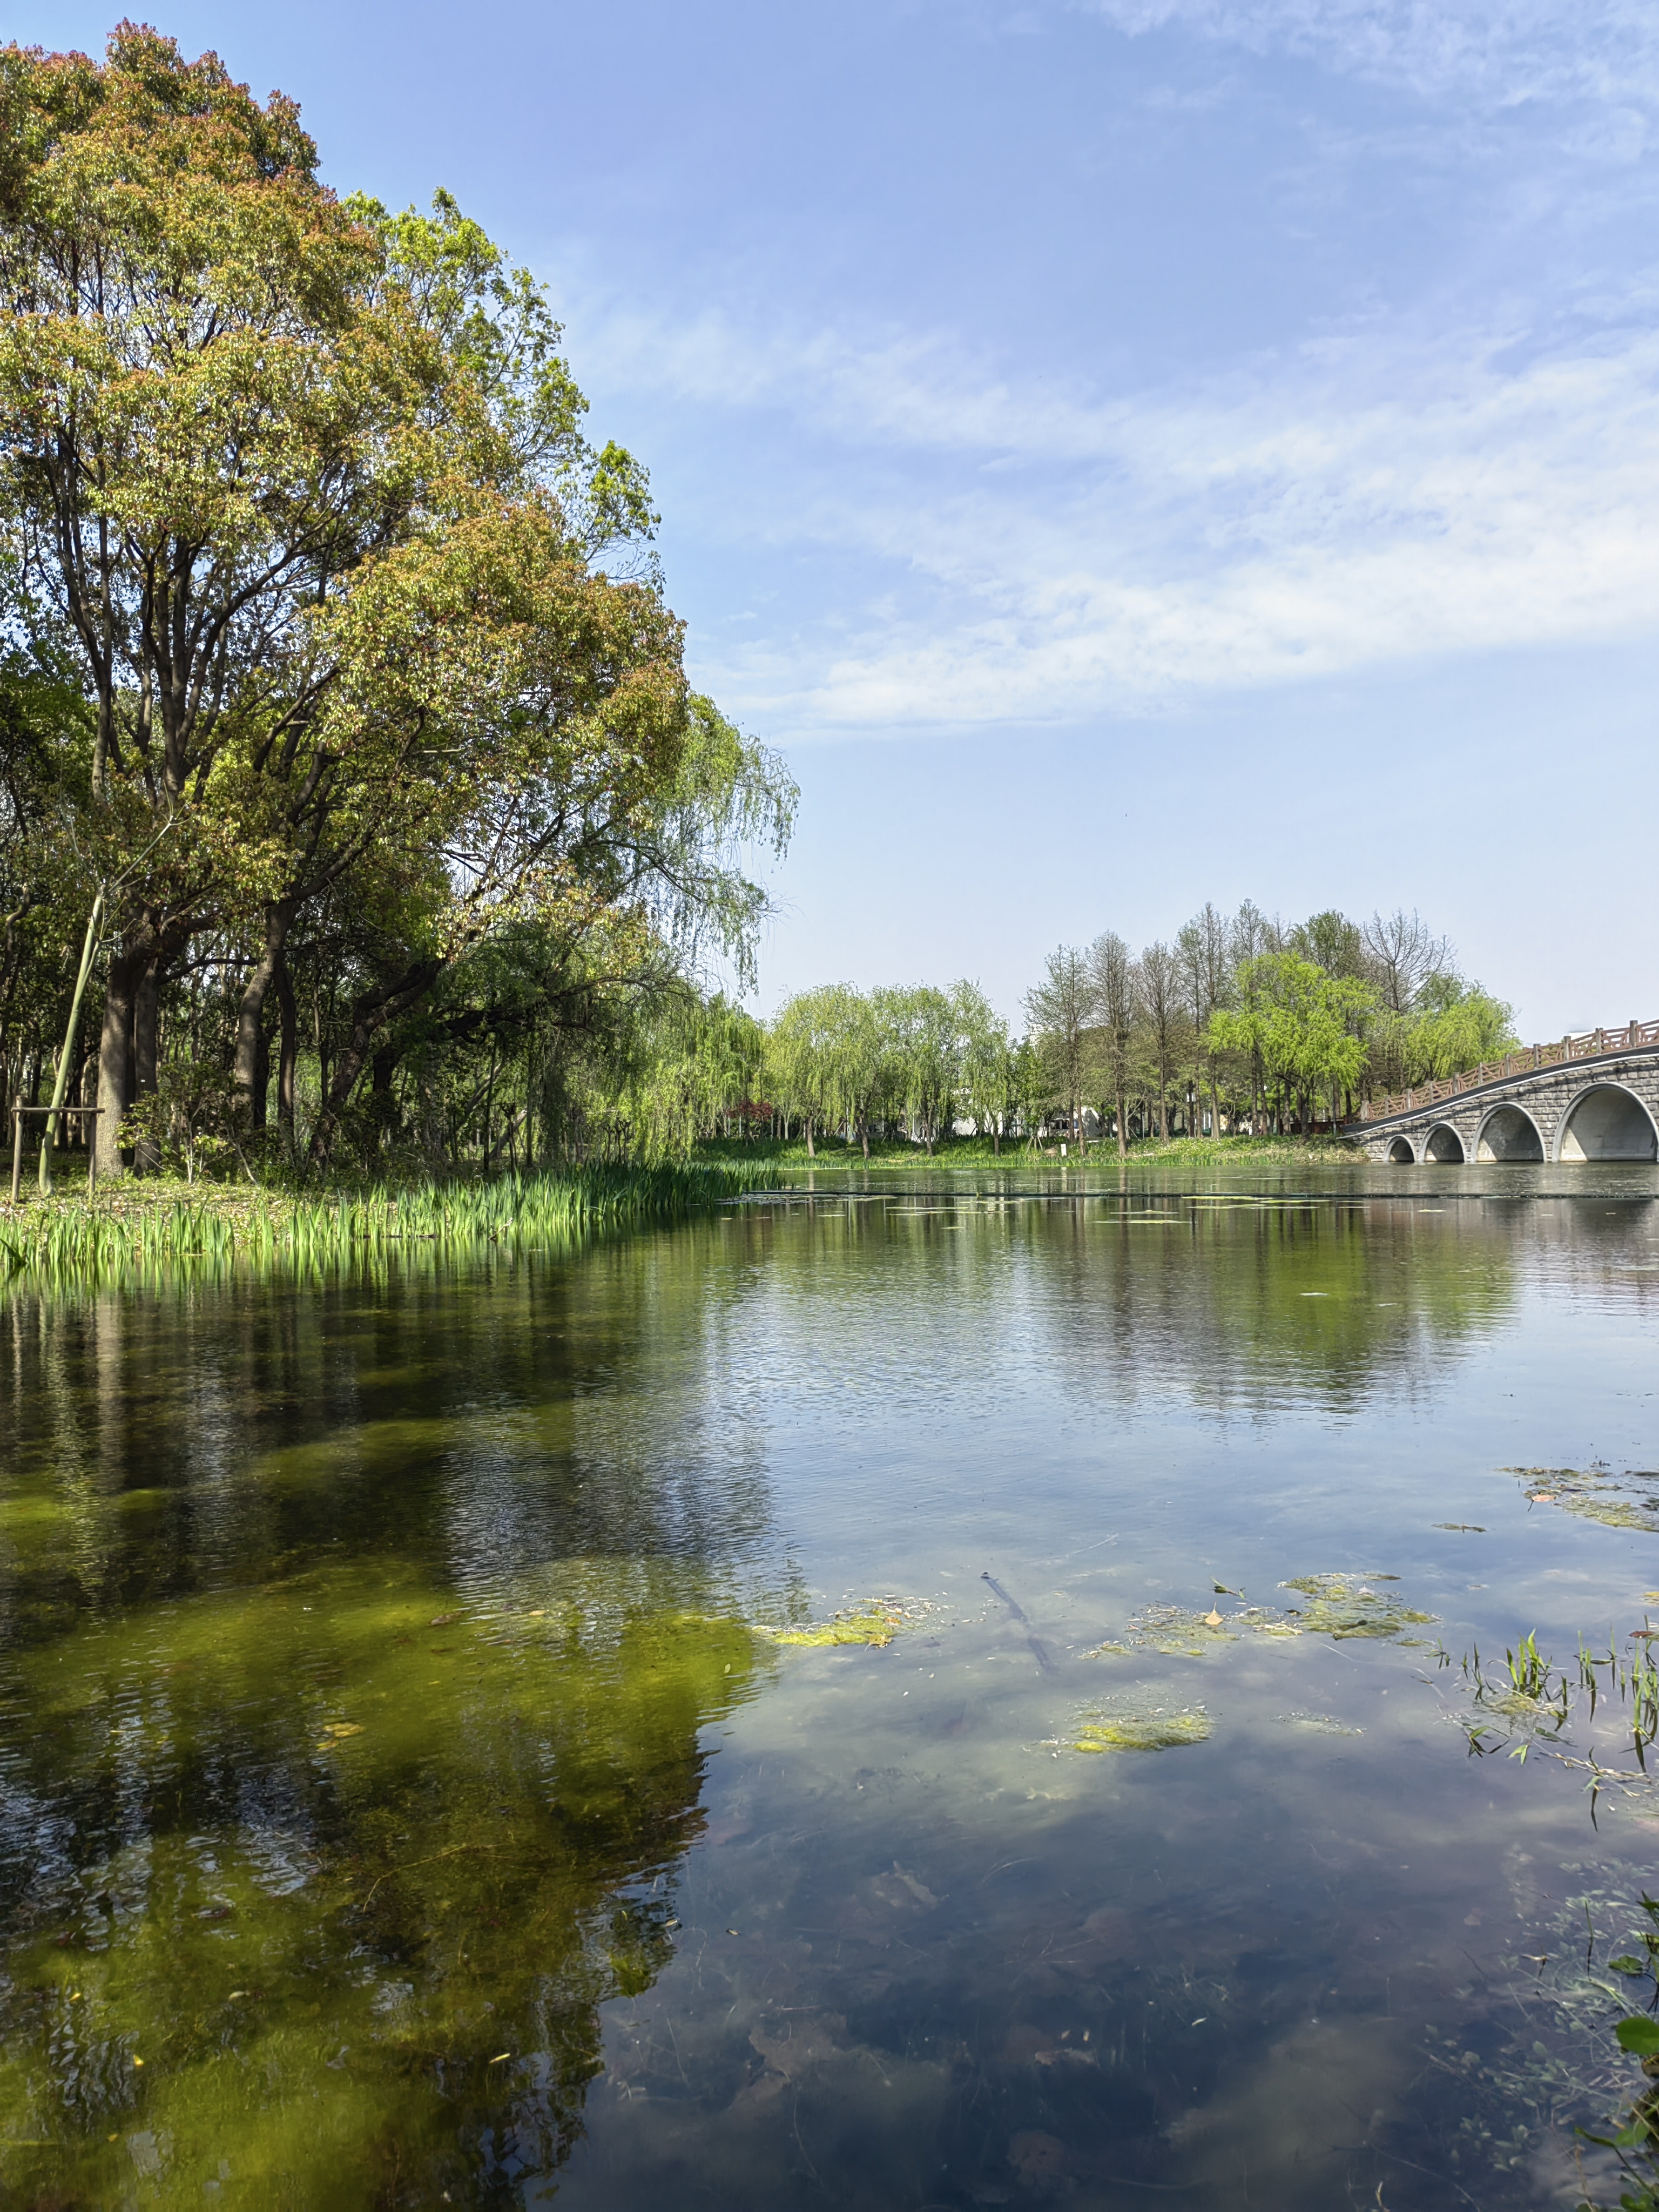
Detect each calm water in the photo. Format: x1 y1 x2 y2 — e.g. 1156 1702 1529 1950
6 1164 1659 2208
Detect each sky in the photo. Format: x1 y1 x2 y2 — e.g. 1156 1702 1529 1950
21 1 1659 1033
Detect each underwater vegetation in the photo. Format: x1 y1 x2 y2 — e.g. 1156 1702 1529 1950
1508 1464 1659 1536
1071 1707 1213 1753
757 1603 913 1648
1280 1573 1438 1640
1088 1576 1437 1660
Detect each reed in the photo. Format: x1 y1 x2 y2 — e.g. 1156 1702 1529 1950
0 1163 758 1292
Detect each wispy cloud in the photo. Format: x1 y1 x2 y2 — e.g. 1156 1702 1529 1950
1071 0 1659 112
581 292 1659 733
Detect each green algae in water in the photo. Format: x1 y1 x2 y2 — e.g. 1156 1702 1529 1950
758 1601 917 1648
0 1558 776 2210
1507 1464 1659 1535
1073 1708 1213 1752
1088 1601 1303 1660
1279 1573 1437 1641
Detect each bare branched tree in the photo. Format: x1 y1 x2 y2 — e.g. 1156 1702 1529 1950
1361 909 1452 1016
1177 902 1230 1137
1132 941 1185 1142
1088 930 1134 1156
1025 945 1094 1147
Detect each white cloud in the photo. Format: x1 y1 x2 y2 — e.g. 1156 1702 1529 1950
1071 0 1659 112
583 294 1659 733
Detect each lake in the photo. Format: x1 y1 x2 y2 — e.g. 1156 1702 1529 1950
5 1161 1659 2208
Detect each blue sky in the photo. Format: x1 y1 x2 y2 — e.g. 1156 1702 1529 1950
22 3 1659 1032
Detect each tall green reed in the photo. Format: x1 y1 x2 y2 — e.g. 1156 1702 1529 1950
0 1162 759 1293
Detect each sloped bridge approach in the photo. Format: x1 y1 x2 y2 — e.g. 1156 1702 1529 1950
1348 1022 1659 1164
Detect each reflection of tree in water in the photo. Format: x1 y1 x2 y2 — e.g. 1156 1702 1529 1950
717 1186 1530 1418
0 1258 793 2206
1035 1192 1528 1417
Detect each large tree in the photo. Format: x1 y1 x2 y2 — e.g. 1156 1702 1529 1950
0 28 788 1172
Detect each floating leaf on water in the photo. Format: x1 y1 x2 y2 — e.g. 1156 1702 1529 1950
1435 1523 1486 1533
1279 1575 1436 1641
1073 1708 1212 1752
1273 1711 1363 1736
1611 1956 1648 1974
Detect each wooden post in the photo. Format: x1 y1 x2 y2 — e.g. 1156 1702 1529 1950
9 1100 21 1206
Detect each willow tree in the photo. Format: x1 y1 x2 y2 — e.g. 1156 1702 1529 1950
1209 955 1373 1132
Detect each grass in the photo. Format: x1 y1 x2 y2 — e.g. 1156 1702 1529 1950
0 1161 761 1290
693 1132 1364 1169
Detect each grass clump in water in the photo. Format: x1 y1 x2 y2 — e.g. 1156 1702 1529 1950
1073 1708 1213 1753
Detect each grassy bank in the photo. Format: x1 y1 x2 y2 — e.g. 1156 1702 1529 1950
0 1162 761 1289
693 1132 1364 1169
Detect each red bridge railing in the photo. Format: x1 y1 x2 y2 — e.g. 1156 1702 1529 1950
1358 1020 1659 1123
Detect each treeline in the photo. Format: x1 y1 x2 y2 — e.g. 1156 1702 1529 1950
754 904 1515 1158
0 31 792 1185
1024 902 1513 1148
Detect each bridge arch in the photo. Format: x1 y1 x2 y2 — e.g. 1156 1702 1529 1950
1556 1083 1658 1162
1476 1104 1545 1162
1424 1123 1466 1163
1387 1135 1415 1164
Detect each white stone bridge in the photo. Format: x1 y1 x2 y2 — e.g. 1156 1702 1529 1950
1347 1020 1659 1164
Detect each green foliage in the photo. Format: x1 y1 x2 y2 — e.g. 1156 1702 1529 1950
1208 954 1374 1127
0 1164 759 1290
0 26 793 1181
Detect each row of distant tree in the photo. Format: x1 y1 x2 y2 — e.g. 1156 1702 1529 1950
1021 901 1514 1147
753 905 1515 1155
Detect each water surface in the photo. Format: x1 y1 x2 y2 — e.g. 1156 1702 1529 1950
5 1162 1659 2208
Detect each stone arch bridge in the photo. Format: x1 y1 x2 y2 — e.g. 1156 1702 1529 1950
1347 1021 1659 1164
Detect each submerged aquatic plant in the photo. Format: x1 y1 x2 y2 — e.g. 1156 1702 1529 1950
759 1604 912 1649
1508 1464 1659 1536
1089 1600 1303 1660
1072 1707 1212 1753
1280 1574 1437 1642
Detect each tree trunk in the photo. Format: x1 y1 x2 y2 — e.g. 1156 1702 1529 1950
233 902 298 1122
274 953 298 1148
95 948 147 1179
1116 1082 1128 1157
805 1115 814 1158
251 1015 269 1131
307 962 442 1165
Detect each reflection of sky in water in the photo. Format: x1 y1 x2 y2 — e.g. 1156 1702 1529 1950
2 1167 1659 2204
